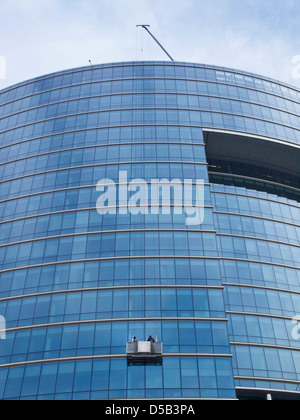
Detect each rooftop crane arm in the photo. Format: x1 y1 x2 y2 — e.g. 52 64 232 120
136 25 174 62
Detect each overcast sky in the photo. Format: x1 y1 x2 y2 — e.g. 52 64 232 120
0 0 300 90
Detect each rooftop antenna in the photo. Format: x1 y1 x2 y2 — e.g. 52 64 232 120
136 25 174 62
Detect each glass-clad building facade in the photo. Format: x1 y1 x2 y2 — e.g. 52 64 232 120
0 61 299 400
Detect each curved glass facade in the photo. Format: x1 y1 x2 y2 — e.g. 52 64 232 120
0 61 299 400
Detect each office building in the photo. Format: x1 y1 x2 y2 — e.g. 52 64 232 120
0 61 299 400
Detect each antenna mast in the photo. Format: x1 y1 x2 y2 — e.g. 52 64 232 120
136 25 174 62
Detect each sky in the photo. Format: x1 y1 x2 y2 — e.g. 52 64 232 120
0 0 300 90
